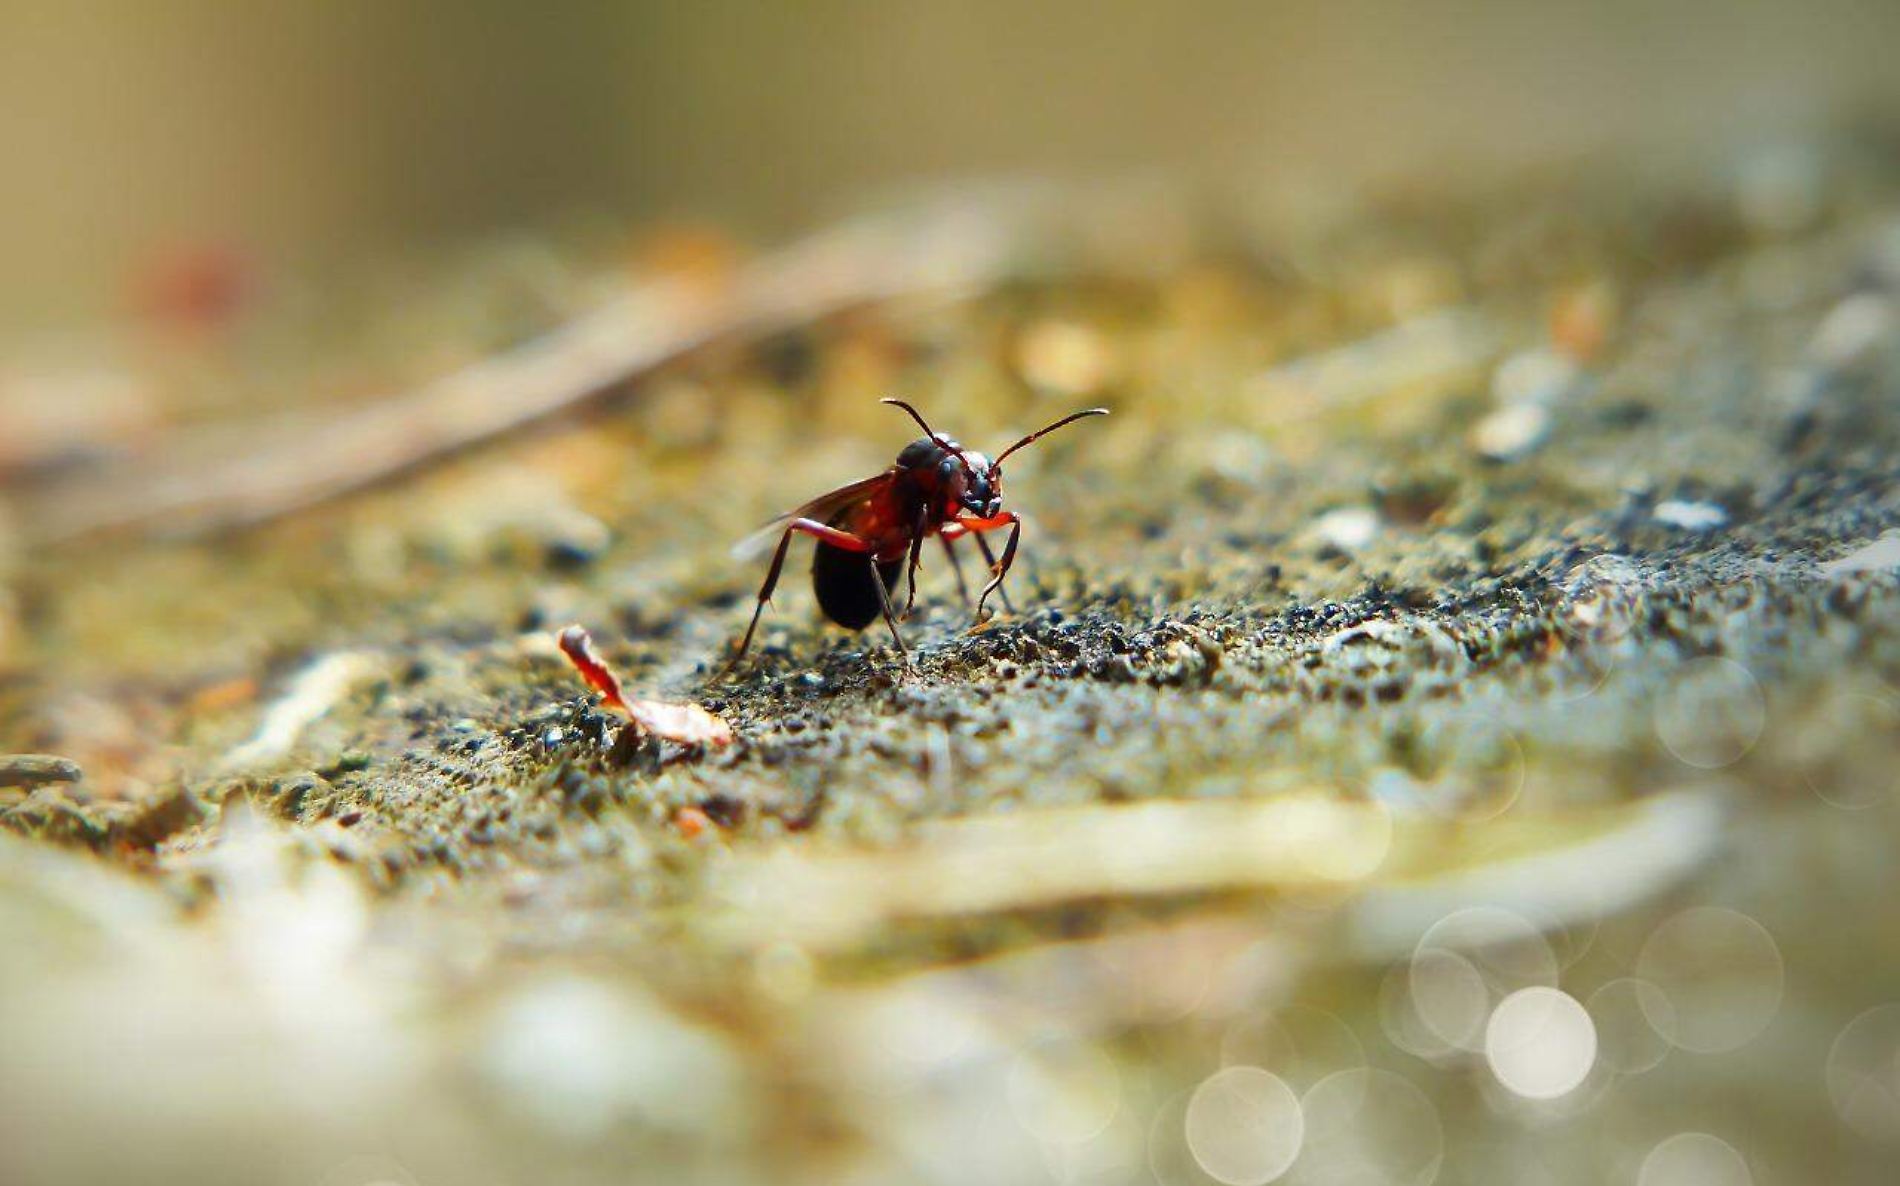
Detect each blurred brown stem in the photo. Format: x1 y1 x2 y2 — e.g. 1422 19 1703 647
19 191 1056 545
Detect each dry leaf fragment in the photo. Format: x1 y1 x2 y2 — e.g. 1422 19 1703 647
557 625 734 747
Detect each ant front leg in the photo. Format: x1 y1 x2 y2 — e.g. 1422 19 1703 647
971 512 1022 621
973 530 1016 615
902 504 929 620
726 518 872 674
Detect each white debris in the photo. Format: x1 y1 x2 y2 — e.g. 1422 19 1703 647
1653 500 1728 532
1310 506 1383 553
1821 531 1900 577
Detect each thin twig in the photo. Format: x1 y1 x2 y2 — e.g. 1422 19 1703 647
22 188 1067 545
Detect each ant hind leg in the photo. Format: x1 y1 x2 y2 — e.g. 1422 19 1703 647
939 535 972 609
722 518 872 678
869 553 913 665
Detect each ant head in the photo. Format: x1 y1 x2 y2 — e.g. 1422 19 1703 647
895 433 998 518
882 397 1107 520
952 451 1001 518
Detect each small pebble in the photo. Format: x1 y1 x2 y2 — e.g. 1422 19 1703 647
1549 282 1617 362
0 754 83 790
1471 403 1552 462
1807 292 1894 371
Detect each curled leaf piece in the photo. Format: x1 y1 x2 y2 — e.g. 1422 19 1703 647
557 626 734 747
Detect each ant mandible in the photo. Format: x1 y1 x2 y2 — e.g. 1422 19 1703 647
726 398 1108 669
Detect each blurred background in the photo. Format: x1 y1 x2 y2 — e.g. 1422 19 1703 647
6 0 1900 333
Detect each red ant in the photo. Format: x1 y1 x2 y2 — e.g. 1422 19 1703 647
727 398 1108 669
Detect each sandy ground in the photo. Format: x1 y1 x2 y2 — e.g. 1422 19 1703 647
4 141 1900 1186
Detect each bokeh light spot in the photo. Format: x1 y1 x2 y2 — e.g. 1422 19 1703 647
1636 907 1784 1054
1408 948 1491 1051
1653 657 1766 769
1587 978 1675 1074
1637 1132 1752 1186
1826 1002 1900 1143
1483 987 1597 1100
1795 692 1900 811
1184 1066 1305 1185
1006 1038 1121 1146
1410 718 1527 823
1292 1069 1442 1186
1379 962 1461 1063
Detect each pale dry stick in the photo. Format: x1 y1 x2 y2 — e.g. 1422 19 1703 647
20 188 1070 545
707 787 1723 956
709 792 1397 953
216 651 383 775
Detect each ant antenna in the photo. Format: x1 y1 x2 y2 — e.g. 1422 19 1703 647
879 397 939 438
992 407 1109 467
881 397 977 474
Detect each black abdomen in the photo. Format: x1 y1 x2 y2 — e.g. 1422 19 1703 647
812 541 900 629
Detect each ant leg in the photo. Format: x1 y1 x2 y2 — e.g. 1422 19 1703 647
902 505 929 619
725 518 871 674
939 535 972 607
976 514 1022 621
869 552 912 663
729 528 796 669
974 531 1016 614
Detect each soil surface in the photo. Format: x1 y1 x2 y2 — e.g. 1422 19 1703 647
4 141 1900 1186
